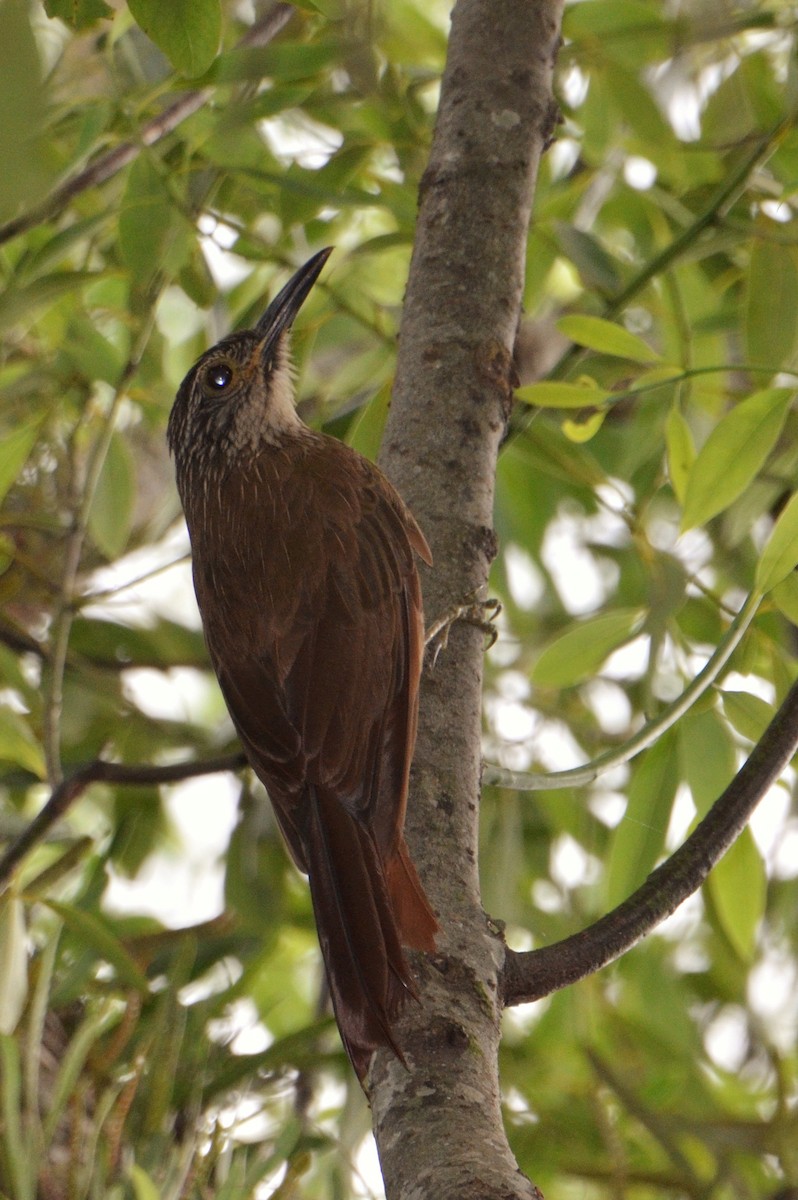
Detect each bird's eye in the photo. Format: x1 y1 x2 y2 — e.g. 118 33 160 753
203 362 234 394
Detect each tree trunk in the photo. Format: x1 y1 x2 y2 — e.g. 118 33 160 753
373 1 564 1196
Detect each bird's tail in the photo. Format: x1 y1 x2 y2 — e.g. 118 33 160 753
304 785 437 1079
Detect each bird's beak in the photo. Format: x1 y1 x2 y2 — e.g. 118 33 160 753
254 247 333 361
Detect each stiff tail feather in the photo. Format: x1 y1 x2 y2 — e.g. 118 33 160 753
304 785 435 1078
385 840 438 953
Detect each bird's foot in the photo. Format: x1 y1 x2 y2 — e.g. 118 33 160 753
425 593 501 667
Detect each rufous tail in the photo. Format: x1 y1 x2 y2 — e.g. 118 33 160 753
304 786 437 1079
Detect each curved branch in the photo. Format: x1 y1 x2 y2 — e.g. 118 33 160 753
0 751 247 889
503 676 798 1006
42 274 172 786
485 589 761 792
0 4 294 247
538 115 792 388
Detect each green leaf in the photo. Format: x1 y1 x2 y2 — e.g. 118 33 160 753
251 39 342 81
88 432 136 559
581 75 616 160
721 690 773 744
707 828 766 962
564 0 667 42
119 155 174 284
20 212 107 278
703 53 784 150
531 608 645 688
664 405 695 505
516 381 610 410
383 0 448 66
68 615 207 669
345 381 389 461
0 271 98 333
755 492 798 593
44 0 112 28
0 893 27 1035
680 389 792 532
746 240 798 369
557 314 661 364
0 1033 32 1200
63 314 126 386
0 419 42 508
515 421 607 490
606 733 678 908
553 222 621 294
0 0 55 221
679 708 736 817
561 409 606 442
772 573 798 625
127 0 221 77
44 902 150 992
42 1003 119 1147
128 1164 161 1200
0 708 45 777
109 789 166 877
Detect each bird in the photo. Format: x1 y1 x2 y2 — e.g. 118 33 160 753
167 248 437 1080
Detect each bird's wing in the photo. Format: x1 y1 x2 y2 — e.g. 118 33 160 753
197 439 429 864
278 447 429 854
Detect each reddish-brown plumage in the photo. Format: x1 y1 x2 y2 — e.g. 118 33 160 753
167 250 437 1079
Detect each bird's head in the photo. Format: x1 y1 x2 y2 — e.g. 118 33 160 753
168 247 332 472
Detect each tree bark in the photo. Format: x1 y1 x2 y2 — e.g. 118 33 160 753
374 1 564 1196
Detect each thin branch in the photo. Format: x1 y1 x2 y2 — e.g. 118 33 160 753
600 117 792 321
0 621 46 661
484 589 761 792
503 676 798 1005
41 300 160 785
587 1048 697 1179
192 210 395 346
0 752 248 889
550 362 798 408
0 4 294 248
505 114 793 409
82 552 190 603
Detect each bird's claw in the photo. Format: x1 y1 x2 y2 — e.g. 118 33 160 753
425 594 501 667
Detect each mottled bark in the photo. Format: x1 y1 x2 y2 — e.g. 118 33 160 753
375 1 564 1196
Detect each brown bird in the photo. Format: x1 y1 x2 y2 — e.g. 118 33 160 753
167 248 437 1080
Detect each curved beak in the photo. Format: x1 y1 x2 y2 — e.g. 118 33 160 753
254 247 333 359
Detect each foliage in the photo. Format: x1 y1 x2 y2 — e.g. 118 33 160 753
0 0 797 1197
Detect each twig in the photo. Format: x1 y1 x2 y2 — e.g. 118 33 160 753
0 752 248 889
601 117 791 321
41 301 160 784
502 676 798 1005
505 114 793 417
0 4 294 247
484 589 761 792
